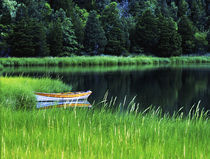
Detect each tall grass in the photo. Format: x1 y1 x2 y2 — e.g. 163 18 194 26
0 77 72 109
0 63 3 70
0 77 209 158
1 56 210 67
1 104 209 159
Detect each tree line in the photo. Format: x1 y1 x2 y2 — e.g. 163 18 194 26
0 0 210 57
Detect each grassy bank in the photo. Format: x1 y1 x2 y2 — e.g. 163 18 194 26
0 63 3 70
0 77 71 109
1 77 210 158
1 56 210 67
1 105 209 159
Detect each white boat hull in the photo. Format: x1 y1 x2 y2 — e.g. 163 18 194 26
37 100 92 109
35 94 91 102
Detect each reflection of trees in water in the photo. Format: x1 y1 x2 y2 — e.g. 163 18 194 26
178 71 209 112
131 69 183 113
3 68 210 113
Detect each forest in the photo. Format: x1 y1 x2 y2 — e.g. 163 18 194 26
0 0 210 57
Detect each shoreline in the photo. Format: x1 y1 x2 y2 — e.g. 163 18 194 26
1 56 210 67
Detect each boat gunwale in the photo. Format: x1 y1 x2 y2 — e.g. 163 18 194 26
35 91 92 98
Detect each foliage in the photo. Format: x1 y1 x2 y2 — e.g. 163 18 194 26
207 31 210 52
48 21 63 57
101 2 127 55
53 9 79 55
178 16 196 54
135 10 159 54
157 16 182 57
194 32 208 53
0 77 72 109
177 0 189 17
84 10 107 55
0 0 209 57
9 19 35 57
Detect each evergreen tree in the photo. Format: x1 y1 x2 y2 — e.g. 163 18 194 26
0 24 10 57
62 17 79 56
157 16 182 57
84 10 107 55
95 0 111 13
0 7 11 25
135 10 159 54
30 21 49 57
194 31 208 53
52 8 79 55
48 22 63 56
207 31 210 52
71 8 85 46
178 16 196 54
15 4 29 21
50 1 85 48
0 1 3 15
160 0 170 17
190 0 206 30
100 2 127 55
10 19 35 57
178 0 189 17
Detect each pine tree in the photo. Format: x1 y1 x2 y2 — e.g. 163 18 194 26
0 7 11 25
100 2 126 55
206 31 210 52
160 0 170 17
30 21 49 57
178 16 196 54
48 22 63 56
178 0 189 17
84 10 107 55
190 0 207 30
52 9 79 56
135 10 159 54
157 16 182 57
71 10 84 47
10 19 35 57
62 17 79 56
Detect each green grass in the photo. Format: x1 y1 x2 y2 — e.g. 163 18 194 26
1 104 209 159
1 56 210 67
0 77 209 158
0 77 72 109
0 63 3 70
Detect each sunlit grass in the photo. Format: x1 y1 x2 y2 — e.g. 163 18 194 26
0 77 71 109
1 56 210 67
0 77 209 158
1 103 209 159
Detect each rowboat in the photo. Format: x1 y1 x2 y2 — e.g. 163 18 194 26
37 100 92 109
35 90 92 102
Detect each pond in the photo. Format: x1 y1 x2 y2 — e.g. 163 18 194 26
2 65 210 114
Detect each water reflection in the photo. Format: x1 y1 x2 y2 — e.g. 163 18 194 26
37 100 92 109
3 66 210 114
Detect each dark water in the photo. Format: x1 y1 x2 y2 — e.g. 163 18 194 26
2 66 210 114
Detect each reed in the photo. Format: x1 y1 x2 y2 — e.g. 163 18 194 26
0 77 71 109
0 77 209 159
1 103 209 159
1 56 210 67
0 63 3 70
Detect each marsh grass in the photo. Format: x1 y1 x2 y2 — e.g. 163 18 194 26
1 77 209 159
1 56 210 67
0 77 71 109
1 102 209 159
0 64 3 70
